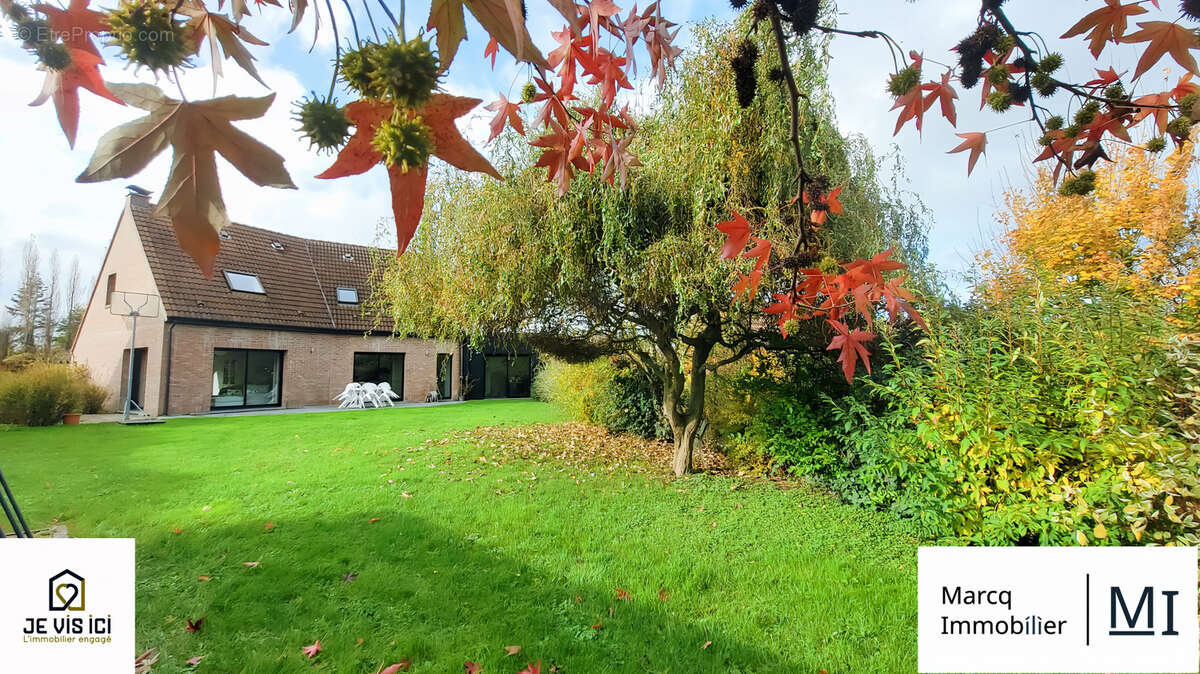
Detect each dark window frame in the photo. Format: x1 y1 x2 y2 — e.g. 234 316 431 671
352 352 405 400
210 347 284 410
105 273 116 306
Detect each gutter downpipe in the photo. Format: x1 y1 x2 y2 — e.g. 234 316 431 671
162 321 176 415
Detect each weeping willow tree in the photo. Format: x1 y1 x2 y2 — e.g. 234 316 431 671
370 17 930 476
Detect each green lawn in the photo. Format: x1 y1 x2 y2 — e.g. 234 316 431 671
0 400 919 673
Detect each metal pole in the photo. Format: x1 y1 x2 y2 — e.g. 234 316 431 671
122 311 138 423
0 469 30 537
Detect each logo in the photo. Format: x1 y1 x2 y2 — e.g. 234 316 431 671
918 547 1198 673
48 570 85 612
1109 585 1180 637
0 539 134 673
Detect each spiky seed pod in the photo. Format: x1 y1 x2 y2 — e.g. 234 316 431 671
1045 115 1064 131
1038 52 1063 74
104 0 190 74
1183 0 1200 22
36 41 71 70
520 82 537 104
1073 101 1100 126
987 91 1011 112
1146 136 1167 153
767 66 785 83
1011 56 1029 70
993 33 1015 54
1104 83 1127 101
730 0 749 8
1059 170 1096 197
293 94 351 154
5 2 30 21
817 255 839 275
1063 123 1081 138
1179 92 1200 121
1031 71 1057 97
731 39 759 108
1167 116 1194 139
14 17 50 49
783 0 821 35
367 36 440 108
339 44 380 97
1010 84 1030 105
1037 132 1053 147
749 0 772 24
804 174 830 204
888 65 921 97
987 64 1010 86
959 60 983 90
372 116 435 172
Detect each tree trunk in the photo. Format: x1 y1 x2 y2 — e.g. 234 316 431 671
670 417 702 477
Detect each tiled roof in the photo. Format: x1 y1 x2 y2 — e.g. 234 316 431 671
130 198 391 332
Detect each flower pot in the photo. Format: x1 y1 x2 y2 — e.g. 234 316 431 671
62 413 81 425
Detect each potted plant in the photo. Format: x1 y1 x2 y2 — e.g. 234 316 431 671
62 411 81 425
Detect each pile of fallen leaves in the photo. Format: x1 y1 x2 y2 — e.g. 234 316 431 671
442 423 726 476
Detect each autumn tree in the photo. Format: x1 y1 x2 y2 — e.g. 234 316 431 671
6 238 46 355
984 141 1200 322
371 20 930 475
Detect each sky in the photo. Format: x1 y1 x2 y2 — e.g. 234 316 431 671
0 0 1189 314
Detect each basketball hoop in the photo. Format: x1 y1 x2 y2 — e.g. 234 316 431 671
108 291 162 424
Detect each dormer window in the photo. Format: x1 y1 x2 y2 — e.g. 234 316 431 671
336 287 358 304
223 271 265 294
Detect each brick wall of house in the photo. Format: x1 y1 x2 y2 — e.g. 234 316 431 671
70 197 167 414
164 324 462 415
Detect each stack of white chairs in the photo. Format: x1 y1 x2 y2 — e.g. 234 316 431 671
334 383 364 409
334 382 402 409
378 382 402 406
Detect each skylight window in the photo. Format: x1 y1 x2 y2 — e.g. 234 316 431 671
336 287 358 304
224 271 265 294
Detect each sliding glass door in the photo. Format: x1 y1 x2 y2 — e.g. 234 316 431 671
352 352 405 399
212 349 282 409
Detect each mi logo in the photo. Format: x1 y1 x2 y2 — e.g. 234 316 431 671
48 569 85 612
1109 586 1179 636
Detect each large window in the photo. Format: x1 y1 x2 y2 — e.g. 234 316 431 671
484 355 531 398
353 352 404 399
212 349 282 409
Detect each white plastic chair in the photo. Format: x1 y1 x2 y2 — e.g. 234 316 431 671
334 383 362 409
361 382 385 408
378 382 401 406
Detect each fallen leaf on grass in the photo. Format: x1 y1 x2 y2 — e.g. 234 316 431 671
591 621 604 630
173 528 183 534
615 588 630 600
242 561 259 568
185 618 204 633
464 663 482 674
197 575 211 582
186 655 204 666
356 637 364 646
342 573 358 584
202 505 212 511
701 640 712 649
301 640 321 659
518 662 541 674
504 645 522 656
369 517 380 523
377 660 411 673
264 521 275 531
134 648 159 673
658 588 670 601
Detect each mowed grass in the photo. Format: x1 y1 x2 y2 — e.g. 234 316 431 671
0 400 919 673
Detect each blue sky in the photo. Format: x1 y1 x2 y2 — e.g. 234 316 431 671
0 0 1188 314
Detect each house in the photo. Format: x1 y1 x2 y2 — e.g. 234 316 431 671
70 189 536 416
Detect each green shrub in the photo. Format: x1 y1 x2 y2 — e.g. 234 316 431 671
0 363 101 426
592 366 671 441
533 357 670 440
742 396 840 478
532 358 612 423
830 287 1200 546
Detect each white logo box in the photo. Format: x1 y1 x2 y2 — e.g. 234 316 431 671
0 539 135 673
919 546 1198 673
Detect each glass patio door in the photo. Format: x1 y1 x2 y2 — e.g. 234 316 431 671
211 349 282 409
